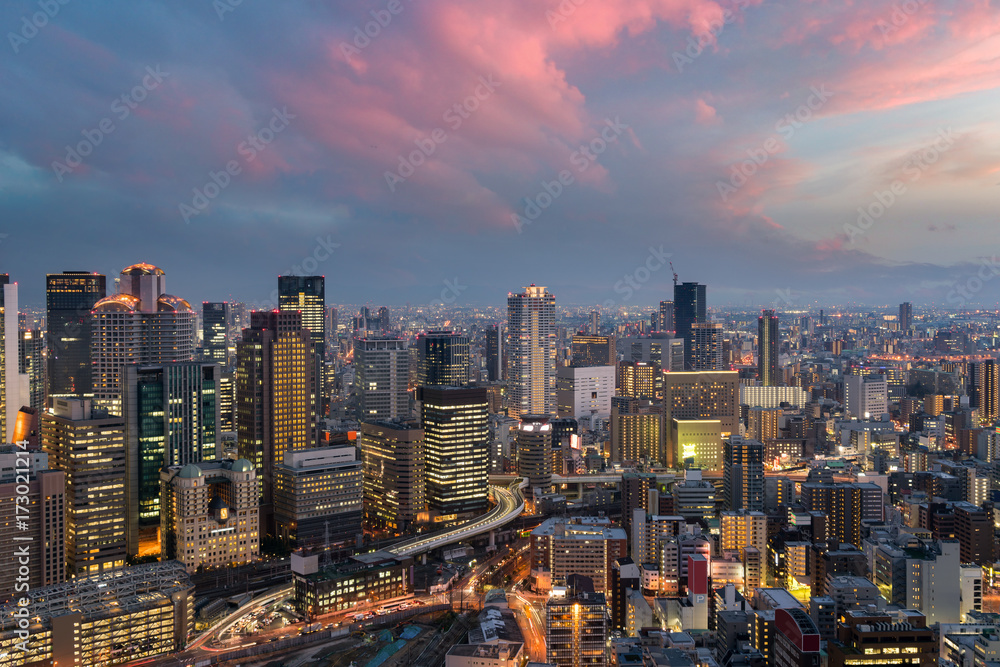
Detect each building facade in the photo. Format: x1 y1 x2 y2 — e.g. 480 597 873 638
507 285 556 417
358 421 425 534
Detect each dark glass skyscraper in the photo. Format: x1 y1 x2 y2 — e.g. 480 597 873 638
278 275 325 359
202 302 229 366
46 271 106 397
758 309 779 386
673 282 706 369
416 330 470 387
485 324 502 382
898 301 912 332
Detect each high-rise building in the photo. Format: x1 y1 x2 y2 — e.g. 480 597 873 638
659 300 674 332
621 471 657 538
588 310 600 335
0 278 28 443
91 264 196 415
507 285 556 418
690 321 724 371
326 305 338 359
546 589 608 667
617 361 657 399
724 436 764 511
571 334 616 367
41 398 126 577
358 421 425 534
354 336 410 421
977 359 999 426
674 282 706 369
530 516 628 592
663 371 739 467
485 324 502 382
800 483 883 547
160 459 259 572
610 403 662 463
46 271 106 399
517 414 552 491
236 311 318 516
721 510 767 553
557 365 614 420
19 328 45 411
954 501 994 565
202 301 229 366
898 302 913 332
671 418 723 469
416 330 470 387
844 374 888 419
274 446 362 551
278 275 325 359
123 362 221 558
748 406 781 442
419 386 489 518
758 310 779 386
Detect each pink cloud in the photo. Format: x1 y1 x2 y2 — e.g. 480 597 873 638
694 99 719 125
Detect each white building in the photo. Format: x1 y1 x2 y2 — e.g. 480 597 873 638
556 365 614 421
739 385 808 409
844 374 888 420
960 564 983 622
1 281 29 442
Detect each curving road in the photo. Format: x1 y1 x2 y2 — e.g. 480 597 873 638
387 478 527 558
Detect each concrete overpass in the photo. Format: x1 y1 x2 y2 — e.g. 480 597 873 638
386 478 528 559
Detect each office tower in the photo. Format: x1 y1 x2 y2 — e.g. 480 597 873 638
41 398 126 576
978 359 999 425
416 330 470 387
546 589 608 667
690 321 724 371
19 327 44 411
278 275 325 359
610 403 662 463
91 264 196 414
530 516 628 592
0 451 64 597
419 386 489 517
800 482 883 547
671 418 723 469
485 324 502 382
571 334 616 367
354 336 409 421
201 301 229 366
659 300 674 332
326 305 338 358
46 271 107 398
724 437 764 511
589 310 600 335
663 371 738 467
617 360 656 399
758 309 779 386
273 446 363 551
237 310 318 515
0 561 193 666
954 501 994 565
517 414 552 491
721 511 767 554
844 374 888 419
556 365 614 420
828 610 936 667
507 285 556 418
898 302 913 332
621 471 656 537
674 282 706 369
219 371 235 431
773 607 821 667
0 278 28 443
160 459 259 572
358 421 425 534
123 362 221 558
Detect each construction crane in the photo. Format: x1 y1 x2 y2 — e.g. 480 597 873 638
669 261 678 287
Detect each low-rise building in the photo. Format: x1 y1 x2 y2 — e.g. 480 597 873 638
292 549 412 616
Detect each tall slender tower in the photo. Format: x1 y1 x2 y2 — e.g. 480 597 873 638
659 300 674 332
278 276 325 359
898 302 912 332
673 282 706 370
979 359 999 426
46 271 106 398
201 302 230 366
485 324 502 382
506 285 556 418
91 264 195 415
0 278 28 442
758 309 779 386
723 437 764 511
690 321 724 371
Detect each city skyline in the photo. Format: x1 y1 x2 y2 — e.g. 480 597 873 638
3 2 1000 308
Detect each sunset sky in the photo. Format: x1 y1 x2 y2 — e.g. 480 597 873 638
2 0 999 308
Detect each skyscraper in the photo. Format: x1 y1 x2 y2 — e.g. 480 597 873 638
546 589 608 667
419 385 489 518
41 398 126 576
517 414 552 491
617 361 656 399
507 285 556 418
278 275 325 359
674 281 706 369
0 278 29 444
19 327 45 411
571 334 615 366
237 311 318 520
758 309 779 386
898 302 912 332
123 362 221 558
485 324 502 382
202 301 229 366
358 421 425 534
663 371 739 467
977 359 999 426
588 310 600 335
723 437 764 512
690 321 724 371
354 336 410 421
91 264 196 415
415 330 470 387
659 300 674 332
46 271 106 398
